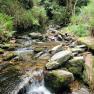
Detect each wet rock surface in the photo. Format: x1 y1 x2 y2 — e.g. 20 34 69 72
44 69 74 93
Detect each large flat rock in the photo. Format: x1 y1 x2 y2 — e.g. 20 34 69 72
46 50 72 70
78 37 94 51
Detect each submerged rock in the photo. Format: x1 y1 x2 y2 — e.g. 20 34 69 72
44 69 74 93
76 45 86 49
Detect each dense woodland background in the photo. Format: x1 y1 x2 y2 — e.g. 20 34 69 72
0 0 94 41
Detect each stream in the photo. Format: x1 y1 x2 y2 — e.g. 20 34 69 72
0 31 92 94
11 34 55 94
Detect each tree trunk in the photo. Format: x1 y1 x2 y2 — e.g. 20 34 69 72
66 0 78 16
91 28 94 37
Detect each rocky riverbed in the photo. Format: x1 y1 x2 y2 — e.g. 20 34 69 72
0 29 94 94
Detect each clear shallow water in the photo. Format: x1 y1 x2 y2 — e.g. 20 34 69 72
15 47 33 54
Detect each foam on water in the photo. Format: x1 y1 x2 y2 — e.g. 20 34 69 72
27 85 51 94
26 70 52 94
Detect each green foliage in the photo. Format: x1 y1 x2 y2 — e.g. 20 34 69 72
0 13 13 32
0 0 91 33
0 13 14 41
68 0 94 37
77 0 89 6
51 5 66 24
31 6 47 25
42 0 67 25
68 24 89 37
0 0 48 31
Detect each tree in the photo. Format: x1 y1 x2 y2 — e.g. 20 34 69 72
66 0 78 16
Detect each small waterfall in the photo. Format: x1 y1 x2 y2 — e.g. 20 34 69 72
17 70 52 94
26 70 52 94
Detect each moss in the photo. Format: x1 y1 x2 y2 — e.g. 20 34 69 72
44 70 72 93
3 52 17 61
66 59 84 79
45 71 66 93
68 67 82 78
34 47 44 53
0 48 4 54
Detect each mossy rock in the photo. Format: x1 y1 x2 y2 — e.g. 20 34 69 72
46 50 72 70
44 70 74 93
0 43 15 50
0 48 4 54
66 57 85 79
34 47 44 53
78 37 94 51
3 52 17 61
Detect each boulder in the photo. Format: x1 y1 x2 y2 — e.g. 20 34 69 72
50 50 72 63
29 32 43 40
76 45 86 49
66 56 85 78
71 47 84 53
46 50 72 70
44 69 74 93
78 37 94 51
83 53 94 86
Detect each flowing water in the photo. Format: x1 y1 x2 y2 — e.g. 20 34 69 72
17 70 52 94
14 35 52 94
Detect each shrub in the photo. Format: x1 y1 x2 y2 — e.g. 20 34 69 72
69 0 94 37
68 24 89 37
0 13 14 41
